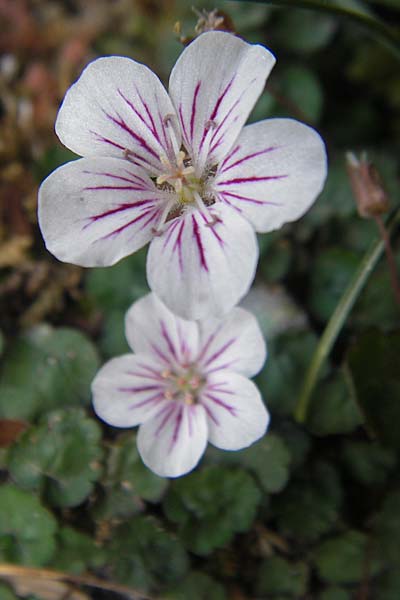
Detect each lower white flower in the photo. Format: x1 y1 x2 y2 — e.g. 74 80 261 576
92 293 269 478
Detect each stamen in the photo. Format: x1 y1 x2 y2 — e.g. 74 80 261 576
152 199 176 236
196 119 218 174
164 114 181 157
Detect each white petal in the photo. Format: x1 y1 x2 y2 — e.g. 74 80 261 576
56 56 179 174
200 371 269 450
196 307 266 378
215 118 327 232
125 293 199 368
91 354 168 427
38 157 167 267
169 31 275 169
137 402 208 477
147 204 258 320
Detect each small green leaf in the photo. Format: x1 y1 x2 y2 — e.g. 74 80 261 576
275 462 342 543
257 555 309 596
274 10 336 53
313 531 379 584
0 325 100 420
0 582 18 600
373 490 400 564
307 372 363 436
94 433 168 520
109 516 188 592
341 441 396 486
52 526 106 574
163 466 261 555
319 588 352 600
8 408 103 507
0 485 57 566
347 330 400 450
279 66 324 123
165 572 226 600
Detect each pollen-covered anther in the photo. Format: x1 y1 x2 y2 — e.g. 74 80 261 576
161 369 172 379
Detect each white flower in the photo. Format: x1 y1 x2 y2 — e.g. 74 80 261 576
91 293 268 478
39 31 327 320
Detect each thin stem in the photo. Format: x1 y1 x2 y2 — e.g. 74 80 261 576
374 214 400 308
231 0 400 60
294 207 400 424
0 563 152 600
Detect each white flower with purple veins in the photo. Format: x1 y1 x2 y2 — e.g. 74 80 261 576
39 31 327 319
91 293 268 478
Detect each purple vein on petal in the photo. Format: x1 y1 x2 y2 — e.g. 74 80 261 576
210 77 235 121
150 342 171 365
160 320 178 360
218 190 282 207
118 384 163 393
192 215 208 271
82 170 149 189
97 208 158 240
103 110 159 159
154 403 176 437
200 213 224 247
202 403 220 425
169 406 183 453
203 337 236 367
196 323 224 362
128 391 165 411
217 175 288 186
203 391 237 416
219 146 279 174
83 201 156 230
190 82 201 143
172 219 185 273
118 88 163 147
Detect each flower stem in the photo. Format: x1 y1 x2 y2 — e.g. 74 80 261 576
232 0 400 61
374 214 400 308
294 207 400 424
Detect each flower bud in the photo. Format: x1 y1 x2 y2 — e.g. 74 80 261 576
346 152 390 218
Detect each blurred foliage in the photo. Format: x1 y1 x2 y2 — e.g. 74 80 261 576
0 0 399 598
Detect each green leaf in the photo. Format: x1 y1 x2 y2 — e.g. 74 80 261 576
307 372 363 435
319 588 352 600
94 433 168 520
0 484 57 566
347 330 400 450
313 530 380 584
275 461 342 542
372 568 400 600
51 526 106 574
7 408 103 507
309 248 360 322
0 325 100 420
166 572 227 600
86 249 148 312
257 330 320 416
274 10 336 53
0 582 18 600
373 490 400 564
163 466 261 555
278 65 324 123
341 441 396 485
257 555 309 595
109 516 188 592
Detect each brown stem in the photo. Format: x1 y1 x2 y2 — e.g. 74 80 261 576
0 564 152 600
374 214 400 309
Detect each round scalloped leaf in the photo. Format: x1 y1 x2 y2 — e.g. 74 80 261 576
165 572 226 600
206 434 291 494
347 330 400 450
274 461 342 543
373 490 400 564
163 466 261 555
0 325 100 420
51 526 107 574
341 441 396 486
7 408 103 507
257 556 309 596
108 516 188 592
313 530 381 584
95 433 168 520
307 373 363 436
0 484 57 566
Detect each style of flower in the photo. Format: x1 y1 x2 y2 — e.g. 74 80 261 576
91 293 268 478
39 31 327 320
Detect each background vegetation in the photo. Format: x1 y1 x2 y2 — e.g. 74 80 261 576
0 1 399 598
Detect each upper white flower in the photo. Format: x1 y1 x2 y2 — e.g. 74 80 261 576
92 293 268 478
39 31 327 320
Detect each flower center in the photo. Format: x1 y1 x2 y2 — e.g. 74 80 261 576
162 367 205 405
156 150 202 204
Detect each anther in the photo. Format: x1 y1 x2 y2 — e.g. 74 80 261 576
184 392 195 405
205 119 217 130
